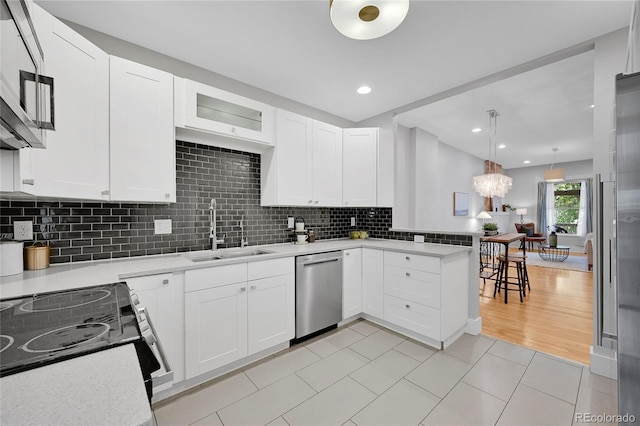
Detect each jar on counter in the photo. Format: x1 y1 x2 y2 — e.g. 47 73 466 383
308 230 316 243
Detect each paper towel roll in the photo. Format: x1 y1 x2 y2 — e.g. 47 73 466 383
1 241 24 276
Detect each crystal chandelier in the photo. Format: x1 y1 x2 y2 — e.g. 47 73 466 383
472 110 513 198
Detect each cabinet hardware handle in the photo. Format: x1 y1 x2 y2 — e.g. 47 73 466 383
162 279 169 285
405 256 410 261
406 304 411 309
22 179 34 185
345 252 350 256
308 200 313 204
165 193 170 198
251 285 256 290
101 190 109 196
231 127 237 133
405 272 410 277
240 287 246 292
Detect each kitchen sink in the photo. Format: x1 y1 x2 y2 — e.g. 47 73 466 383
186 248 271 262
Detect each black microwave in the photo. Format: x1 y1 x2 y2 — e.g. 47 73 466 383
0 0 53 150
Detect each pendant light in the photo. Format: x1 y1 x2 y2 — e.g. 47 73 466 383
544 147 565 182
472 110 513 198
329 0 410 40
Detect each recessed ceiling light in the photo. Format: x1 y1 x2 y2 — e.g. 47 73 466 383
589 104 595 108
472 128 482 133
357 86 371 95
498 144 506 149
523 160 531 164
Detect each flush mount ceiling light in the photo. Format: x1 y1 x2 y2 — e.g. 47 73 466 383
357 85 372 94
544 147 565 182
472 110 513 198
329 0 410 40
472 128 482 133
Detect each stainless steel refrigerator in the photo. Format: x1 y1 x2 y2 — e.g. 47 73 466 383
616 71 640 422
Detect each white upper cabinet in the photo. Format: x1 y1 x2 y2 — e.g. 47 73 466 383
261 109 342 207
175 78 275 153
343 128 378 207
109 57 175 202
262 110 312 206
25 4 110 199
311 120 343 206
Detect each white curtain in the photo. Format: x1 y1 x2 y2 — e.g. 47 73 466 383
577 180 587 236
545 183 555 234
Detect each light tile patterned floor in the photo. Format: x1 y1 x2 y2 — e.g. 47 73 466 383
154 320 618 426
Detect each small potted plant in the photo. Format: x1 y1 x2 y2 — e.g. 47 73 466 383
482 222 499 236
502 203 515 212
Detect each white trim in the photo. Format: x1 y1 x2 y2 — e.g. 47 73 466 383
590 345 618 379
465 317 482 335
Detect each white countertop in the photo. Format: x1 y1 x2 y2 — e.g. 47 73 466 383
0 344 153 426
0 238 471 299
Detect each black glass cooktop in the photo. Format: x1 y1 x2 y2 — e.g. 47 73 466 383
0 283 141 377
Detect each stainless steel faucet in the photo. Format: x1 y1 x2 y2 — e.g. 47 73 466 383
209 199 225 250
240 216 247 248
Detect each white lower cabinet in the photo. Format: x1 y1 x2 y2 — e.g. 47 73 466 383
362 248 384 318
382 250 468 344
185 258 294 380
248 274 294 354
185 282 248 378
126 272 185 392
342 248 362 319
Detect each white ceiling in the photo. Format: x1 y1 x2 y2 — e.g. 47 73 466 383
35 0 632 167
397 50 596 169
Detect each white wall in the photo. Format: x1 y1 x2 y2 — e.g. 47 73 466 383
503 159 593 228
392 125 486 232
62 20 355 128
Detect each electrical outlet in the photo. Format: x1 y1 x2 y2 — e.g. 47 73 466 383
287 217 295 229
414 235 425 243
13 220 33 240
351 217 356 227
154 219 172 235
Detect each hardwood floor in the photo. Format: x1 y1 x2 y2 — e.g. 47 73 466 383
479 258 593 365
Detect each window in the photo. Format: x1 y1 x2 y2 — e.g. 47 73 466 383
553 182 581 234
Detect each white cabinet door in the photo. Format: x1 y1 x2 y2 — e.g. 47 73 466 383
126 273 176 390
311 120 342 206
272 109 312 205
362 248 384 318
185 283 248 379
109 57 175 202
247 274 294 354
182 79 275 145
343 128 377 207
28 5 109 200
342 248 362 319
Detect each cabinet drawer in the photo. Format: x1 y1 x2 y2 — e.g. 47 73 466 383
384 251 440 274
384 295 440 340
185 263 247 293
248 257 294 281
384 266 440 309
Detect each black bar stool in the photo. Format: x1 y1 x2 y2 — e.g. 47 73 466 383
494 254 526 303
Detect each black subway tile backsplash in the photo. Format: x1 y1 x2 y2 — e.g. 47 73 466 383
1 141 471 264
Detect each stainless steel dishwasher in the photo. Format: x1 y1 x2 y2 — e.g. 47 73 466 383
295 251 343 340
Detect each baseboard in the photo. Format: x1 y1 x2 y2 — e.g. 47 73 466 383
590 345 618 379
465 317 482 335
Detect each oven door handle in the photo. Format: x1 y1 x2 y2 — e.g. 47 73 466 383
138 307 174 387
